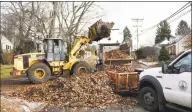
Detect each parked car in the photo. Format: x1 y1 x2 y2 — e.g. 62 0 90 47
138 49 191 112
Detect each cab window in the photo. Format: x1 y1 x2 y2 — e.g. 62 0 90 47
174 52 191 72
54 40 60 53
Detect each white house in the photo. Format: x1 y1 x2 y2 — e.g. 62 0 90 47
1 35 13 52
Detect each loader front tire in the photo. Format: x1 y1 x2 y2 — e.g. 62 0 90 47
72 61 90 75
28 63 51 84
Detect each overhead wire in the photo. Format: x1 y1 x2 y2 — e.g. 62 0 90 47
132 29 137 37
169 9 191 24
140 3 191 35
138 2 191 36
165 2 190 20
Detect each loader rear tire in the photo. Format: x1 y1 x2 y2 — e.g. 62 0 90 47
72 61 90 75
28 63 51 84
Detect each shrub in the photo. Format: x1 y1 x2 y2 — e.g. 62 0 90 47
135 46 159 60
135 48 145 59
158 46 170 61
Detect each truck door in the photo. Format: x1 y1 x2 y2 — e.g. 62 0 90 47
163 52 191 108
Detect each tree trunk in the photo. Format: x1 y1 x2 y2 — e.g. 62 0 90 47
0 36 4 64
49 2 57 38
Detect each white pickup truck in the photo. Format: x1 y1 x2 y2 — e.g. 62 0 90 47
138 49 191 112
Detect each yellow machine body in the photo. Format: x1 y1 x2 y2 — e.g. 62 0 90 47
12 52 86 75
11 19 114 80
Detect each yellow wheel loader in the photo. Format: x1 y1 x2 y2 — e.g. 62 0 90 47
10 19 114 84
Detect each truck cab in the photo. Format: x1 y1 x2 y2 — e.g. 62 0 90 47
139 49 191 112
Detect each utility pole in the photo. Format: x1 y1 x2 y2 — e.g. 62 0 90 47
132 18 143 50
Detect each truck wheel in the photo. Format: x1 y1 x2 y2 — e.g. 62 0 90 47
139 87 158 112
72 62 90 75
28 63 51 84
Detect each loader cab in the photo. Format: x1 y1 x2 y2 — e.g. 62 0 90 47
43 38 68 61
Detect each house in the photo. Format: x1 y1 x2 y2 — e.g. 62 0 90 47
166 33 191 55
153 36 177 58
1 35 13 52
153 34 191 56
154 36 175 48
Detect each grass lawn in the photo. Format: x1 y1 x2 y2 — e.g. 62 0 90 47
0 64 13 79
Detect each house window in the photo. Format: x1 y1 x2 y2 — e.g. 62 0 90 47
5 45 11 52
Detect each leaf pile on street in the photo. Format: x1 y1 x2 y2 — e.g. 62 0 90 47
105 49 131 59
8 71 138 109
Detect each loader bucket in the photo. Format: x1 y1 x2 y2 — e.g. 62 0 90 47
88 19 114 41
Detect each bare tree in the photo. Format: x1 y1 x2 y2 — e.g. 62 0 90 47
56 2 104 51
1 2 37 51
1 2 51 53
48 2 57 38
0 36 4 64
1 1 104 54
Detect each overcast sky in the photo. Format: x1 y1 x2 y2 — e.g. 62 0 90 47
92 2 191 50
1 1 191 50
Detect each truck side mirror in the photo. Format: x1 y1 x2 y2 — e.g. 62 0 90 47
162 62 168 74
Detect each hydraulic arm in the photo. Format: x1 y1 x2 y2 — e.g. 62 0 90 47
70 19 114 59
70 36 91 59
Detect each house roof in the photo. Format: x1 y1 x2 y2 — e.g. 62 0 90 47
1 35 13 46
166 33 191 47
159 39 170 45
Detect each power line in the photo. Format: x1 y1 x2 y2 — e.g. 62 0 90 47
140 8 191 36
166 2 190 20
139 2 191 36
132 29 137 37
169 9 191 24
141 2 190 34
137 9 191 46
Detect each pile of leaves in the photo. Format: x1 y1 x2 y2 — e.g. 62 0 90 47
8 71 137 109
104 64 133 73
104 60 146 73
105 49 131 59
